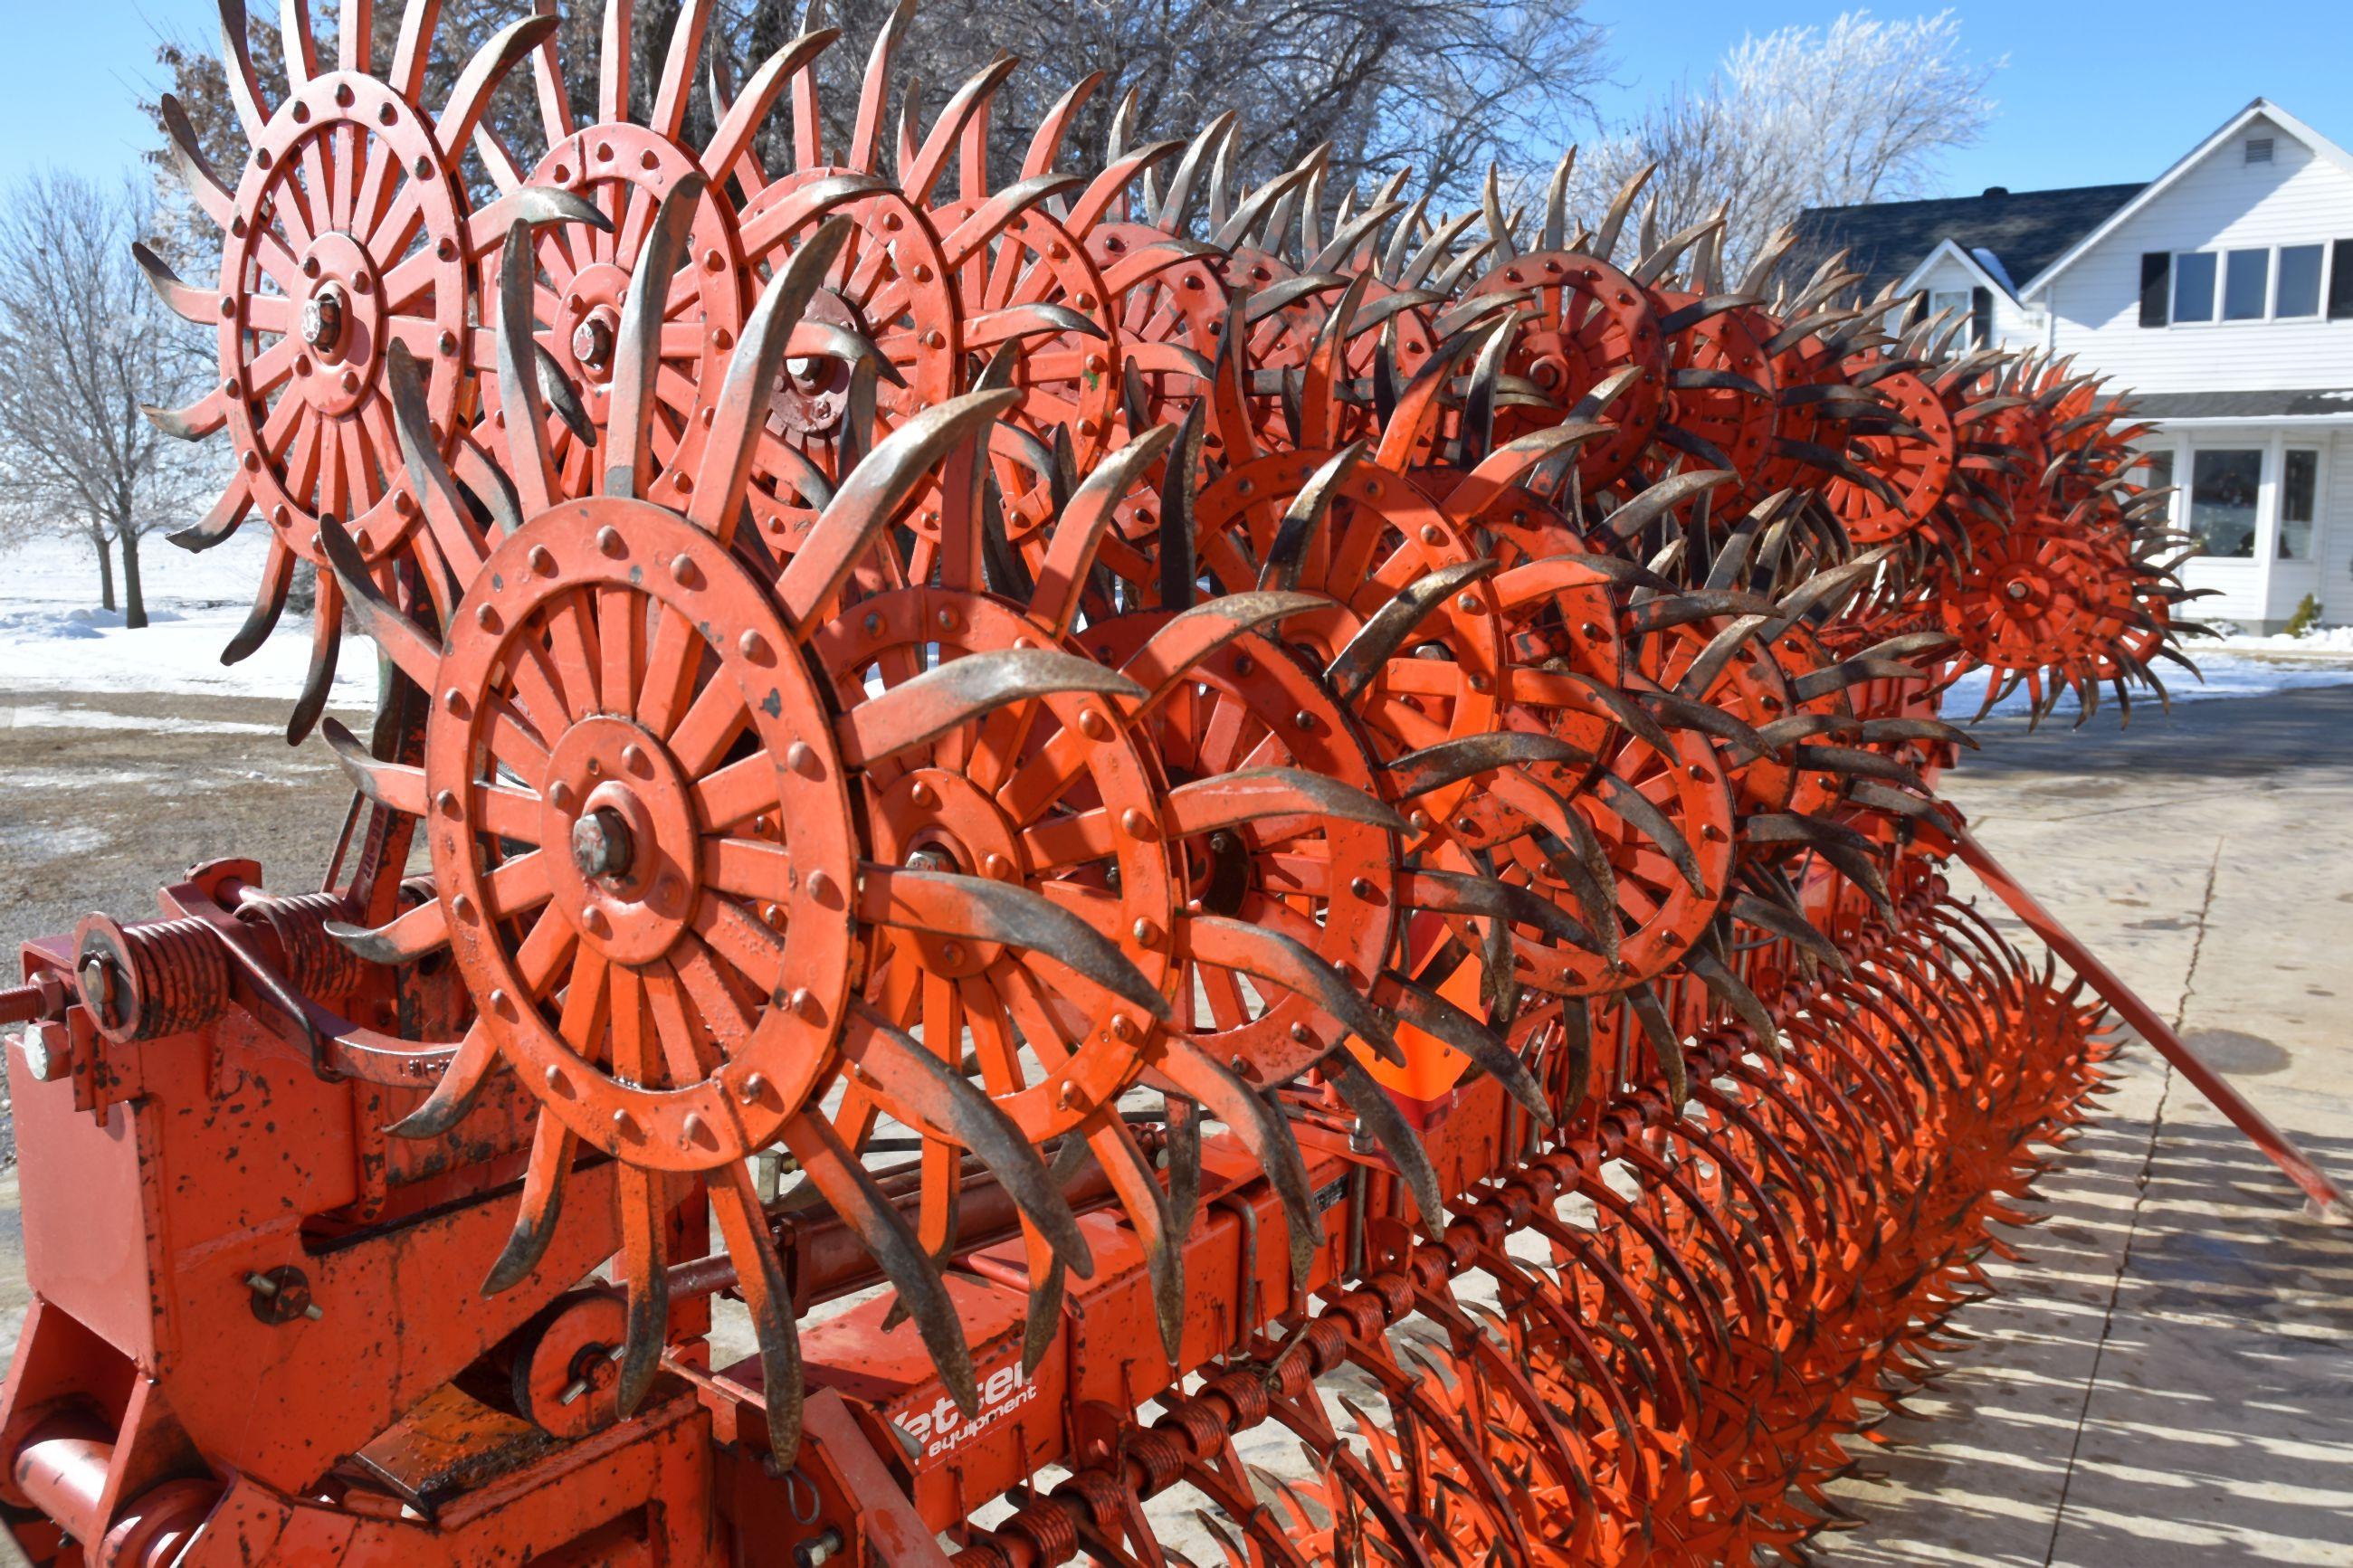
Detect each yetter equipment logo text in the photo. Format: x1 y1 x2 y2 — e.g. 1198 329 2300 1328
901 1356 1040 1462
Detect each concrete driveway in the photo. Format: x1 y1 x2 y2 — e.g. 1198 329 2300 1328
1824 686 2353 1566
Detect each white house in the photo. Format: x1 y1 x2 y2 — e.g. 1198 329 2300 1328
1796 100 2353 632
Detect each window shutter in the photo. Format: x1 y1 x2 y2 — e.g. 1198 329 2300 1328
1970 286 1993 347
2330 241 2353 319
2139 252 2171 326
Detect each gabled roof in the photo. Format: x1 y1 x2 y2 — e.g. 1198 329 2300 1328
1898 238 2011 301
2020 99 2353 298
1790 182 2142 298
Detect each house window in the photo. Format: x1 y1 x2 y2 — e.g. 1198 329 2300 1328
2186 448 2262 557
2173 252 2218 322
2280 448 2320 560
2277 244 2325 317
2155 243 2351 323
1928 289 1970 328
2223 249 2271 319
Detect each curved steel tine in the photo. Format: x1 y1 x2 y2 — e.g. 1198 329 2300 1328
838 648 1145 767
781 1109 982 1416
1158 401 1208 611
1325 559 1499 703
1376 976 1549 1126
1323 1050 1446 1236
481 1114 578 1296
843 1001 1092 1278
861 866 1172 1022
710 1156 807 1464
1257 443 1365 592
605 172 707 499
1625 981 1690 1107
1591 768 1705 897
689 214 855 537
1157 1037 1322 1290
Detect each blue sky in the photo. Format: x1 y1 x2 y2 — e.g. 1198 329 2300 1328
5 1 2351 197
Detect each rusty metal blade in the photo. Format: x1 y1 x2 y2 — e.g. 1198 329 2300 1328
710 1157 806 1464
1399 868 1601 957
1592 769 1705 896
1157 1038 1320 1289
777 388 1021 629
860 866 1173 1022
690 215 854 534
1257 443 1365 592
1324 559 1498 702
1166 766 1407 838
1625 981 1689 1106
1384 732 1592 800
1158 400 1207 611
782 1111 981 1417
845 1002 1093 1279
838 650 1144 767
604 172 706 499
1321 1049 1445 1236
1378 976 1549 1126
1184 914 1403 1067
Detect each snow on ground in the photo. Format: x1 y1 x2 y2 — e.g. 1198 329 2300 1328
0 530 374 707
1944 637 2353 718
6 526 2353 723
2210 624 2353 655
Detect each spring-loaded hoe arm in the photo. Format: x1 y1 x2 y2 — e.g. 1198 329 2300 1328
0 2 2324 1563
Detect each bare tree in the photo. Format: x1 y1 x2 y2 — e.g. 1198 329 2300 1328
789 0 1605 206
1565 10 1999 282
0 173 215 627
148 0 1605 231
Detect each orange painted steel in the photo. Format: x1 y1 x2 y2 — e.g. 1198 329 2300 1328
3 3 2330 1563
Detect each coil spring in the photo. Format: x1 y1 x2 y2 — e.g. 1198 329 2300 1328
72 915 229 1045
242 891 366 998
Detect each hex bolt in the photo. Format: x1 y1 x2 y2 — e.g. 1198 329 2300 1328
77 953 119 1028
14 1027 71 1083
300 284 346 351
796 1529 845 1567
571 807 635 880
572 315 615 371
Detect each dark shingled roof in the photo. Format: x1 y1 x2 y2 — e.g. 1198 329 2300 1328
2120 389 2353 420
1791 184 2146 295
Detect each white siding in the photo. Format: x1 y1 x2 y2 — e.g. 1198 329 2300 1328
2319 429 2353 623
2040 111 2353 392
2180 556 2269 627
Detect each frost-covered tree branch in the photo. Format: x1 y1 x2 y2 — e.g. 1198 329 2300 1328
1564 10 1999 282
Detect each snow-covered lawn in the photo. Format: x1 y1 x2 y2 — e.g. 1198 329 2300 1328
1942 643 2353 719
4 529 2351 720
0 531 374 708
2209 624 2353 656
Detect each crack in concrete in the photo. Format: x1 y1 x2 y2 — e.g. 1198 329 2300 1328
2040 834 2223 1567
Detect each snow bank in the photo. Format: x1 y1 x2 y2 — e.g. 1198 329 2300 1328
2213 625 2353 655
1945 647 2353 718
0 531 374 703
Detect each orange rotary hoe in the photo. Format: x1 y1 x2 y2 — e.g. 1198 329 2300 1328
2 5 2341 1564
